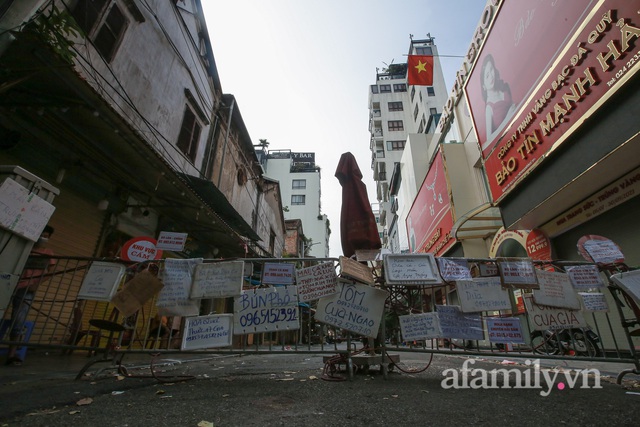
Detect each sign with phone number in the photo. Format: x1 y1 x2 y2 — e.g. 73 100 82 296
233 287 299 334
315 280 388 338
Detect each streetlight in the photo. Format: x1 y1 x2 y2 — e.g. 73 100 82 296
303 241 321 257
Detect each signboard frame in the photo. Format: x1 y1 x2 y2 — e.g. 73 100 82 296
383 253 442 286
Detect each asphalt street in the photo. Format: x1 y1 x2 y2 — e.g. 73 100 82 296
1 349 640 426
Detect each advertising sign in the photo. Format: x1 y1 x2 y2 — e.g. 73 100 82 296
466 0 640 201
406 150 455 256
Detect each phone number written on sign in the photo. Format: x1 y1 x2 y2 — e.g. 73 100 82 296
238 307 298 328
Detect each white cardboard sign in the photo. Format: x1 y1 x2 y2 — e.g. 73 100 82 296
524 296 587 331
457 277 512 313
233 286 299 334
532 270 580 310
399 313 442 341
181 314 233 350
191 261 244 298
157 258 201 316
77 262 126 301
315 279 388 338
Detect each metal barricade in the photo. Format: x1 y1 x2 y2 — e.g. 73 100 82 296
0 255 638 383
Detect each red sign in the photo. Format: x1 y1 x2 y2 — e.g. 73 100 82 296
406 150 455 256
525 229 552 261
121 237 163 262
466 0 640 201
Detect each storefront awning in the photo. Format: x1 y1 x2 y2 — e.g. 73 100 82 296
178 173 261 242
452 203 503 241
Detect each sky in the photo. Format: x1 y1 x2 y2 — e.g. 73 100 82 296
201 1 488 258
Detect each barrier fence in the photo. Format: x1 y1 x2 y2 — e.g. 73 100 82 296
1 253 638 383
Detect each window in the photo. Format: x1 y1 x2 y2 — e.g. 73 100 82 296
393 84 407 92
413 104 419 121
387 140 405 151
177 106 201 162
72 0 128 62
427 87 435 96
388 120 404 131
292 179 306 189
291 195 306 205
379 84 391 93
410 86 416 102
415 46 433 55
370 85 379 94
430 108 438 115
388 102 403 112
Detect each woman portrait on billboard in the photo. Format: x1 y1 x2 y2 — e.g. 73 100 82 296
481 54 516 148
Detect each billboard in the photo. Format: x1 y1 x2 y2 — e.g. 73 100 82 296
406 149 455 256
466 0 640 201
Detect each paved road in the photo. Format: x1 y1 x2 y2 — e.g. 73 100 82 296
1 350 639 426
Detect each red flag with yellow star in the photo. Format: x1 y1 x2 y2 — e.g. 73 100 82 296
407 55 433 86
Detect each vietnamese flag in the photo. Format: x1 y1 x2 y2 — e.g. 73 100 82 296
407 55 433 86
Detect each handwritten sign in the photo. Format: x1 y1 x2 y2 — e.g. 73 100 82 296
524 296 587 331
156 231 188 251
457 277 512 313
181 314 233 350
497 258 539 289
486 317 525 344
383 253 442 285
0 177 56 241
233 286 299 334
610 270 640 306
157 258 201 316
77 262 126 301
581 238 624 264
578 292 609 312
437 257 472 281
532 270 580 310
436 305 484 340
191 261 244 298
295 262 338 302
315 279 388 338
399 313 442 341
566 265 605 289
262 262 295 285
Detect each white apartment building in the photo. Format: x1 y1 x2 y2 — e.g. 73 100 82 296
261 150 330 258
368 36 448 252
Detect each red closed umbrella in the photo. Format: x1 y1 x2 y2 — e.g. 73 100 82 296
335 152 381 258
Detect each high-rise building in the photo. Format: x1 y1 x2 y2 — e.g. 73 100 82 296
260 150 329 258
368 36 448 252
